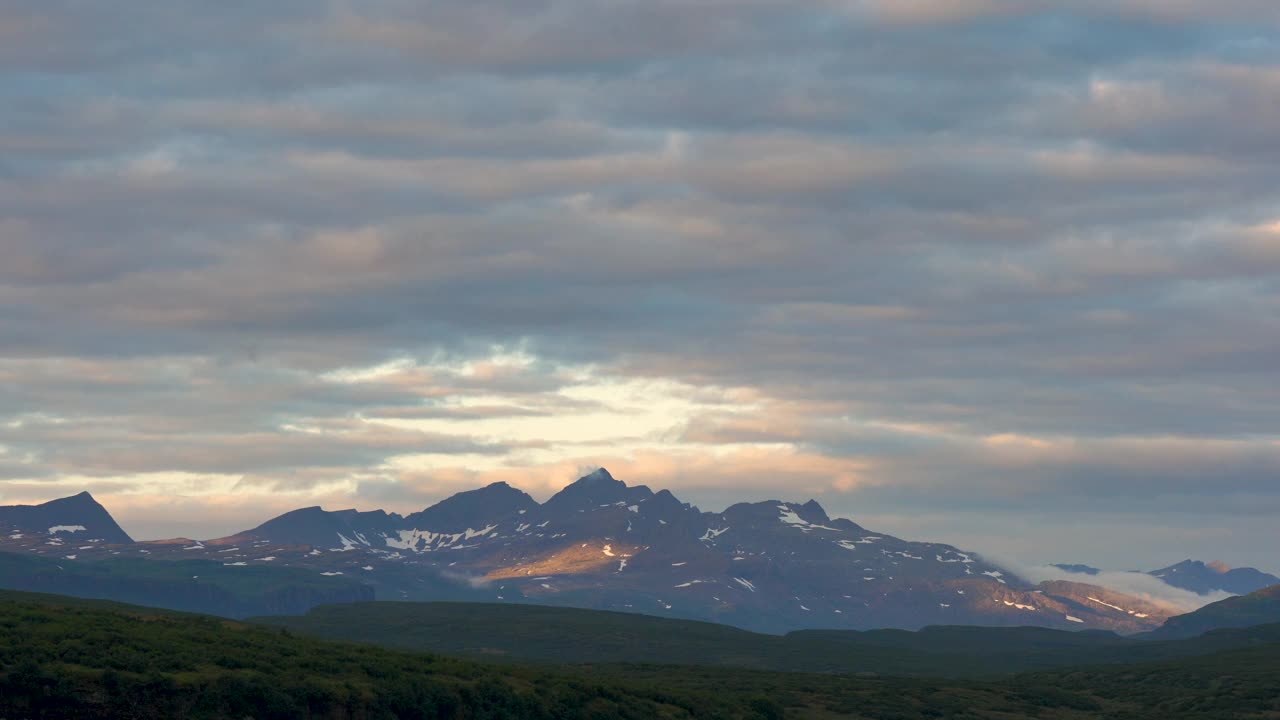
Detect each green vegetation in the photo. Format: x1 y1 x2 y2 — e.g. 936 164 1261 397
0 591 760 719
254 600 1280 677
2 591 1278 719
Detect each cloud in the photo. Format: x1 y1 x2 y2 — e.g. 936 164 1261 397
1012 563 1236 613
1 0 1279 570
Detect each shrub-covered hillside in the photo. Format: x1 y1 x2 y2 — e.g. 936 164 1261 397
2 590 1279 719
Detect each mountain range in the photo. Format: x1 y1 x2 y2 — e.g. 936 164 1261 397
1049 559 1279 597
1 468 1275 633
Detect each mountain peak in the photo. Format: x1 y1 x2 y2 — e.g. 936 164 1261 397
404 481 536 532
46 491 101 508
0 491 133 544
1207 560 1232 574
578 467 621 485
799 499 829 522
544 468 633 509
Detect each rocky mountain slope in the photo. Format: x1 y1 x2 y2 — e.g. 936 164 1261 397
0 469 1177 632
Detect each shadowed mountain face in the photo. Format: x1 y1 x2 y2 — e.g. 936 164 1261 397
404 482 537 533
1149 560 1280 596
0 470 1179 633
1147 585 1280 640
0 492 133 545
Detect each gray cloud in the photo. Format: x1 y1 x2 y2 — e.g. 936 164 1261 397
1 0 1278 569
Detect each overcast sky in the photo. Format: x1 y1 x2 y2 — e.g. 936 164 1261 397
2 1 1278 573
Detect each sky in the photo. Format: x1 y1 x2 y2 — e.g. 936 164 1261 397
1 1 1278 573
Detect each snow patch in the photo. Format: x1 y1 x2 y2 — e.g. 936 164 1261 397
1086 596 1126 613
674 580 710 588
776 505 839 532
48 525 86 534
700 527 729 542
385 524 498 553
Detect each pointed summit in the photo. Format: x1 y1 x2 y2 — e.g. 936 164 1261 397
798 499 830 523
544 467 652 511
0 491 133 544
580 467 620 485
42 491 101 510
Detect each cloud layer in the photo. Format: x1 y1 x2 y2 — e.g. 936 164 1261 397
1 1 1277 572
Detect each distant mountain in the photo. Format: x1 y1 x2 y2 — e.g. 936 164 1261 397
1051 564 1101 576
0 492 133 545
1149 559 1279 596
1148 585 1280 640
0 470 1176 633
217 505 402 550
